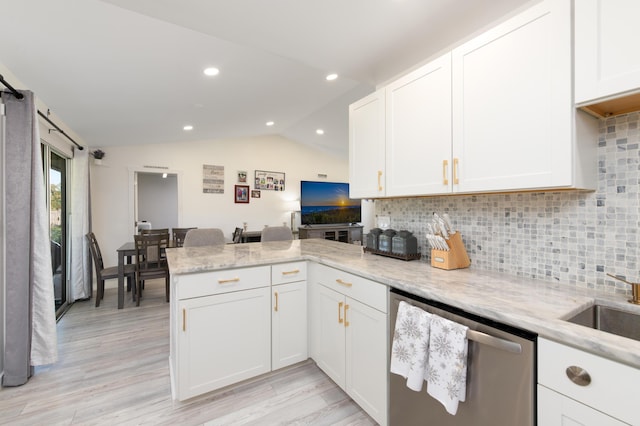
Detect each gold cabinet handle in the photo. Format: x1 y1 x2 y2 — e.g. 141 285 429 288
338 301 344 324
281 269 300 275
344 304 350 327
443 159 449 185
336 278 353 288
453 158 459 185
274 292 279 312
182 308 186 332
218 277 240 284
377 170 383 191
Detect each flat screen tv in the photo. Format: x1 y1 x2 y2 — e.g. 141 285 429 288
300 181 361 226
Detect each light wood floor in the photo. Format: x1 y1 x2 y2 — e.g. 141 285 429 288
0 280 376 426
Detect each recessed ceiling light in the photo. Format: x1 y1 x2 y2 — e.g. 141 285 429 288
316 129 325 135
183 125 193 131
162 173 168 179
203 67 219 76
266 121 275 127
326 73 338 81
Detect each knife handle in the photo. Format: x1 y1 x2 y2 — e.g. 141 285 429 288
442 160 449 185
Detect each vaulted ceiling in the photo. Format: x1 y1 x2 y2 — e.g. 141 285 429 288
0 0 531 158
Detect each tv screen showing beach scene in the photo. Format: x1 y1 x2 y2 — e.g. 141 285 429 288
300 181 361 225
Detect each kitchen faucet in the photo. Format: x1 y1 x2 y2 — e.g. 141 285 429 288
607 273 640 305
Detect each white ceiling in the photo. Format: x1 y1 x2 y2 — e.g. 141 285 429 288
0 0 532 158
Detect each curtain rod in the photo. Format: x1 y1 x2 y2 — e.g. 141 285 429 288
0 73 84 151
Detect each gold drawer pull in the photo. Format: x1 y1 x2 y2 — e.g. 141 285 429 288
443 160 449 185
453 158 459 185
344 304 350 327
282 269 300 275
377 170 383 191
338 301 344 324
336 278 353 287
274 292 279 312
182 308 186 332
218 277 240 284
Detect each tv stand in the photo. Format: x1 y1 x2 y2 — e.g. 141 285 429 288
298 224 363 244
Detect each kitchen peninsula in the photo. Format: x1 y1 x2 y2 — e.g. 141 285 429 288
166 239 640 424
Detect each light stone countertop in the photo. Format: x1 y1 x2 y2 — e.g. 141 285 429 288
166 238 640 369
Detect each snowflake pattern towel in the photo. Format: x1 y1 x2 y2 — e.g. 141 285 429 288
390 301 432 391
425 315 469 415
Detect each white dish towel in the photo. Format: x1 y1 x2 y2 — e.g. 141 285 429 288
390 301 432 391
425 314 469 415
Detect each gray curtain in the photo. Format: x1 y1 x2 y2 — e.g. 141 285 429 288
2 90 58 386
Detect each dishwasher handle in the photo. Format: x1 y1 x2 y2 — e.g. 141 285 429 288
467 329 522 354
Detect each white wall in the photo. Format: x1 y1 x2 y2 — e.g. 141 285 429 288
91 134 348 265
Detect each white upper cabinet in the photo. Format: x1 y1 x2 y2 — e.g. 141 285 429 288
349 0 597 197
349 90 386 198
385 53 452 196
451 0 594 193
575 0 640 109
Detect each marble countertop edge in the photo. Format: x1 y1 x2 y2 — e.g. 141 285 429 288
166 239 640 369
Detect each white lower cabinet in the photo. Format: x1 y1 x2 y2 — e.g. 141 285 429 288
538 385 626 426
310 264 388 425
176 286 271 400
344 297 387 424
171 260 387 425
171 265 272 401
272 280 307 370
538 337 638 425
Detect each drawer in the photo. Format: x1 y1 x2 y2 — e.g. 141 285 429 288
272 261 307 285
538 337 640 425
175 266 270 300
313 264 387 313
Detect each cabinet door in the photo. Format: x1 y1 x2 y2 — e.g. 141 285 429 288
538 385 626 426
349 89 386 198
177 287 271 400
314 284 346 388
452 0 573 193
345 298 388 426
386 52 452 196
575 0 640 104
272 281 308 370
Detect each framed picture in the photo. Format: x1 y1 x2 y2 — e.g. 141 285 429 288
234 185 249 203
237 171 247 183
254 170 285 191
251 190 261 198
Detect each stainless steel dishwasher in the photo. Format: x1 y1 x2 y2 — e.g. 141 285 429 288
389 288 536 426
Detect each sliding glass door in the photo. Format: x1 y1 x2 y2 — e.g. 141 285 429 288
43 145 69 318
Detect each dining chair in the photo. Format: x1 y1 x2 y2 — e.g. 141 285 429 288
141 228 169 235
87 232 136 307
232 227 243 243
134 232 170 306
261 226 293 242
172 227 197 247
183 228 226 247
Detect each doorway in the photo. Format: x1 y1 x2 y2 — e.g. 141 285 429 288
133 170 179 232
43 145 69 318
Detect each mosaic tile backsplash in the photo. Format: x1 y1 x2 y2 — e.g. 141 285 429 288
375 113 640 294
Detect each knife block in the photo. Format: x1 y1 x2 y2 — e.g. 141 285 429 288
430 232 471 270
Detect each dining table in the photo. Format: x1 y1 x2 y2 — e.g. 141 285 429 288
116 242 136 309
116 239 175 309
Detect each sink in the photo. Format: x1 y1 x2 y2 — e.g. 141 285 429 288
566 305 640 342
